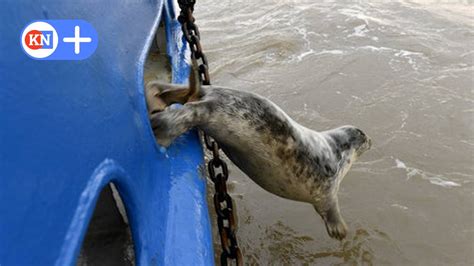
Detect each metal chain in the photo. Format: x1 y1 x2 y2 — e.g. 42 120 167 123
177 1 243 265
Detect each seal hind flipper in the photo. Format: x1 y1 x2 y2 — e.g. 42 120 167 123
146 82 189 105
145 61 201 112
145 82 188 114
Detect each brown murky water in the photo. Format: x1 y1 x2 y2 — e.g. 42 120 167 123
195 1 474 265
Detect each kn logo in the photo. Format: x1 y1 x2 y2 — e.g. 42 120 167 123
21 20 98 60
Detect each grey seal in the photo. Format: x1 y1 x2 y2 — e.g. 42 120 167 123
146 76 371 240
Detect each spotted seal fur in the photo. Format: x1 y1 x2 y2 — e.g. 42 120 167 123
147 77 371 240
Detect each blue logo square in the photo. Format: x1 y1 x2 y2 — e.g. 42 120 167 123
40 31 53 49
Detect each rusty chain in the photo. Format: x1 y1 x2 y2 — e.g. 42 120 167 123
176 1 243 265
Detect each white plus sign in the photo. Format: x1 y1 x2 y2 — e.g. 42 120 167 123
63 26 92 55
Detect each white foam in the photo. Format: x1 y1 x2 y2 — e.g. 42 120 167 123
337 8 386 25
407 169 418 179
357 45 395 52
316 49 345 55
348 24 369 37
395 158 407 169
292 25 315 62
428 178 461 188
356 46 426 71
295 49 315 61
391 203 409 210
395 50 423 57
393 158 461 188
294 49 344 62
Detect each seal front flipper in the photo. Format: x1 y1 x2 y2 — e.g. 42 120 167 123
150 106 193 147
313 197 347 240
146 81 190 111
150 102 206 147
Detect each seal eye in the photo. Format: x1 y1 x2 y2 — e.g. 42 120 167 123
342 143 350 150
356 128 366 137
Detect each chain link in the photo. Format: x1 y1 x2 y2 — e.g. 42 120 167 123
177 1 242 265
